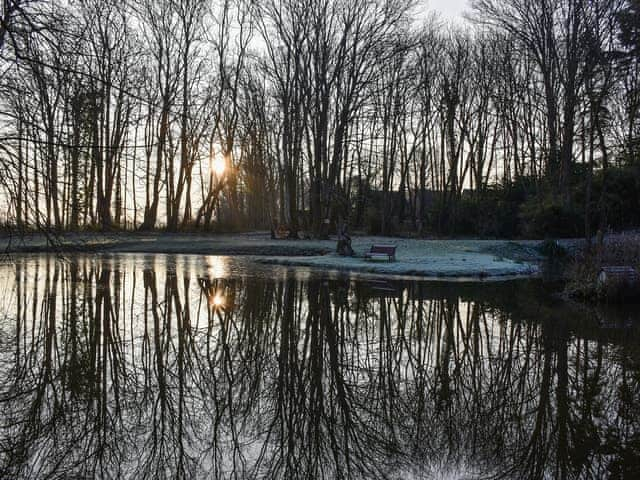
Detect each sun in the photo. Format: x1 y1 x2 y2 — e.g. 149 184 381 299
212 155 226 176
212 294 224 307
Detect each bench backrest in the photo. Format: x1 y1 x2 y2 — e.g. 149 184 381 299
370 245 396 255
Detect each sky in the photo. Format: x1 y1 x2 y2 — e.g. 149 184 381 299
425 0 469 21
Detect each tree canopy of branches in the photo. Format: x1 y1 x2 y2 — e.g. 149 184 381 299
1 0 639 238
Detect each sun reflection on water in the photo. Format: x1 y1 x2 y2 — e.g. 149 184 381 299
205 256 229 279
209 292 225 310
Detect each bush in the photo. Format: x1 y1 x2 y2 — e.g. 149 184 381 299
594 165 640 229
565 233 640 303
519 196 583 238
364 203 383 235
453 195 520 237
538 238 567 258
355 167 640 239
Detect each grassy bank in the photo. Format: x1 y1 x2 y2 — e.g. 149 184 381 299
565 232 640 302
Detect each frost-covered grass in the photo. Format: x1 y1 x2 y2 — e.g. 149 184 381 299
257 235 541 278
0 231 544 278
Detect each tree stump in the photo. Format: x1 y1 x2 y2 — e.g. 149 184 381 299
336 222 354 256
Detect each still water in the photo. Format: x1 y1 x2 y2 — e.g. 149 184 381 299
0 254 638 479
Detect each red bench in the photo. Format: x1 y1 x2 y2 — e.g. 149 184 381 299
364 244 397 262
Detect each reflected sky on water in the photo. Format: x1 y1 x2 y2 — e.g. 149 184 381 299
0 254 639 479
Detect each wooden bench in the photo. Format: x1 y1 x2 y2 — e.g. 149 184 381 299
364 244 397 262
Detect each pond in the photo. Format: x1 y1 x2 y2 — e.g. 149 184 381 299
0 254 639 479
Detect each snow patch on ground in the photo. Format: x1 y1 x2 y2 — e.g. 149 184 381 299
252 235 542 278
1 232 543 278
258 245 538 278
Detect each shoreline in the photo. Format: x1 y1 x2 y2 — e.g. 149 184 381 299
1 232 546 279
255 252 539 279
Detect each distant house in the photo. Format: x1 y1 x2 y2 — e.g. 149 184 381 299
366 188 438 210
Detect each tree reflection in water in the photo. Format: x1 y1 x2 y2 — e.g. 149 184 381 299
0 255 639 479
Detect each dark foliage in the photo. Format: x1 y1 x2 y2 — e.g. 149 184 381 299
353 164 640 239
